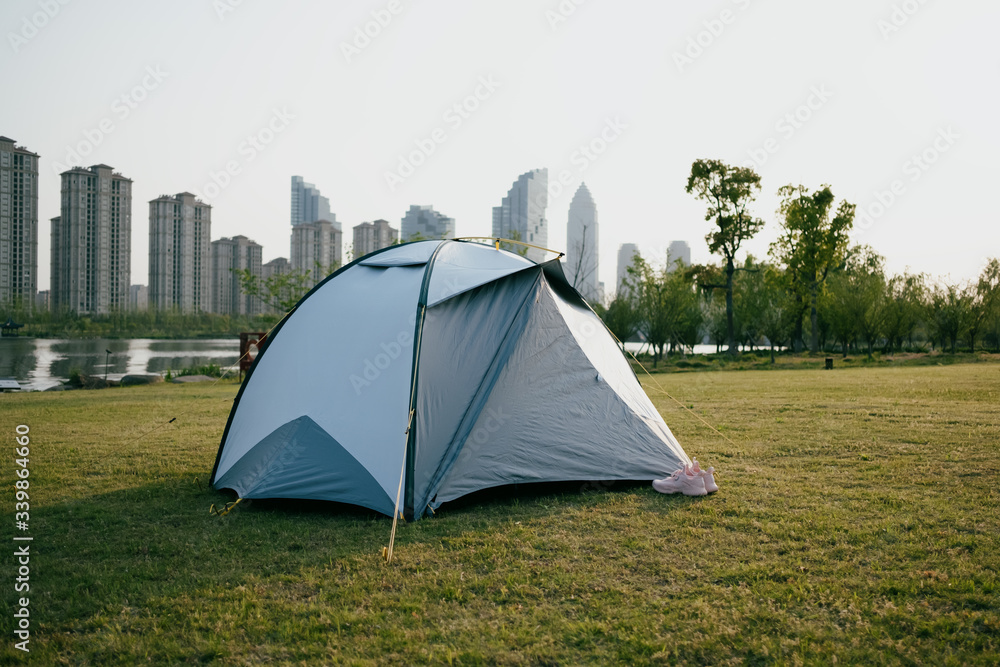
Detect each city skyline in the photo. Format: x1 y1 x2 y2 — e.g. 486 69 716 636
3 2 997 295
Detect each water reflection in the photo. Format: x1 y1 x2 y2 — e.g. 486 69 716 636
0 338 240 390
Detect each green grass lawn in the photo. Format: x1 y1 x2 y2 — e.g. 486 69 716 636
2 364 998 665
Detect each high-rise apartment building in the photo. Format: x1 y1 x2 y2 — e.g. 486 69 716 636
667 240 691 270
290 219 342 285
290 175 333 226
352 220 397 259
401 205 455 241
565 183 599 302
211 235 262 315
260 256 289 314
0 136 38 310
51 164 132 314
492 168 548 263
616 243 639 294
129 284 148 311
148 192 212 313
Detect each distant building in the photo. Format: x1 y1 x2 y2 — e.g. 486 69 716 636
0 136 39 310
565 183 599 302
262 256 289 279
290 175 333 226
211 235 262 316
129 284 147 311
148 192 212 313
616 243 639 295
492 168 548 263
667 240 691 270
290 219 342 285
51 164 132 314
260 257 290 314
35 290 49 312
352 220 397 258
401 205 455 241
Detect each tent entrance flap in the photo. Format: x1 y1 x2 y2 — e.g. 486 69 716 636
214 415 395 516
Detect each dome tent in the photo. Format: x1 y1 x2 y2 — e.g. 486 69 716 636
211 239 691 520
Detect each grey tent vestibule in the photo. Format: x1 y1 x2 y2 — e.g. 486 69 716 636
210 239 691 520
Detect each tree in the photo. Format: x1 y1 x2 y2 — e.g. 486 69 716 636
626 254 702 366
821 246 887 358
566 224 599 303
736 261 795 363
685 159 765 355
599 293 641 353
499 230 530 258
929 282 969 353
235 268 315 315
770 184 854 354
881 272 926 354
979 259 1000 352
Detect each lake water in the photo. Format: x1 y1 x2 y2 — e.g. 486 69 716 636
0 337 729 391
0 338 240 391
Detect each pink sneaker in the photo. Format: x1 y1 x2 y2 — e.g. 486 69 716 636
652 468 707 496
690 459 718 493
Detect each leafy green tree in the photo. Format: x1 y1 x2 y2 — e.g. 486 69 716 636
881 273 927 354
979 259 1000 352
740 262 796 363
599 293 641 353
821 246 887 358
235 267 315 315
626 255 702 366
929 282 969 353
685 159 765 355
770 184 854 353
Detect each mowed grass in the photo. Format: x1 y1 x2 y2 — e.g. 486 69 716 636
2 364 999 665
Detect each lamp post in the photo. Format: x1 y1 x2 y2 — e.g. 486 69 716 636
105 349 112 385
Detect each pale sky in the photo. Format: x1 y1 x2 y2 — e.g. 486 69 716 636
4 0 998 294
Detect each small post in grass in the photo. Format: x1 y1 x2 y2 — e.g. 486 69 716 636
825 357 834 370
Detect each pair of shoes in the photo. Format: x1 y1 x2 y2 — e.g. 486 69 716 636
652 459 718 496
690 459 719 493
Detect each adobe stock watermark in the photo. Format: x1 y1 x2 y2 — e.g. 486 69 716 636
742 85 834 169
545 0 586 31
7 0 70 54
526 116 628 220
340 0 405 63
673 0 753 73
384 75 501 192
50 65 169 174
877 0 931 40
191 107 295 203
213 0 246 21
854 126 959 234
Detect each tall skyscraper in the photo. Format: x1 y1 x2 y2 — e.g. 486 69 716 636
565 183 599 302
290 175 333 226
400 205 455 241
51 164 132 314
148 192 212 313
667 240 691 270
616 243 639 295
290 219 342 285
492 168 548 263
211 235 262 315
352 220 397 259
0 136 38 310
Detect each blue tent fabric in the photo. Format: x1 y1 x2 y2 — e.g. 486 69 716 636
214 415 394 516
211 240 691 520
